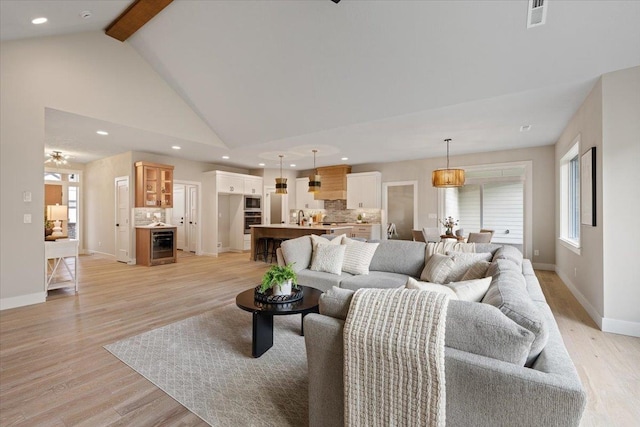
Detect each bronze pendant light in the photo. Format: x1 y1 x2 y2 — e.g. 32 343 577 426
308 149 321 193
432 138 465 188
275 154 288 194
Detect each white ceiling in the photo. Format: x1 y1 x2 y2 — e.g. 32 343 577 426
3 1 640 170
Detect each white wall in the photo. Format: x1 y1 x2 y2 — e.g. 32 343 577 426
352 145 556 265
555 66 640 337
601 67 640 334
0 31 224 309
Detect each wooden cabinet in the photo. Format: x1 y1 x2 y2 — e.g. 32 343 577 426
244 176 263 195
295 178 324 210
135 161 174 207
349 224 382 240
314 165 351 200
217 172 245 194
347 172 382 209
136 227 177 266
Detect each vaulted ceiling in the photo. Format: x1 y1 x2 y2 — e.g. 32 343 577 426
2 0 640 170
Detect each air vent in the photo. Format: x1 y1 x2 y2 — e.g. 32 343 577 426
527 0 548 28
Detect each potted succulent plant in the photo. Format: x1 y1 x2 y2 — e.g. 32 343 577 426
260 263 298 296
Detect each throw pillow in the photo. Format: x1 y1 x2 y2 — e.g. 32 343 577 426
342 240 379 275
445 276 492 302
310 243 346 275
420 253 456 284
311 233 345 249
280 235 313 272
461 260 491 280
405 277 458 299
446 251 493 282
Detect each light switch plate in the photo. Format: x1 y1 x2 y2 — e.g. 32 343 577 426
24 213 32 223
23 191 32 202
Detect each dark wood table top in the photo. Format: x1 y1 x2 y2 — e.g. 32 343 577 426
236 285 322 315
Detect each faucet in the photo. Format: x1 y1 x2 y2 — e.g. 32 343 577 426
297 210 305 226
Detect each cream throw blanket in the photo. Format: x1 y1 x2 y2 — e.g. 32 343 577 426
344 288 449 427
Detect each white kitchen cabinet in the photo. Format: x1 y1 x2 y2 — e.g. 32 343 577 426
244 176 263 195
347 172 382 209
296 178 324 210
217 172 244 194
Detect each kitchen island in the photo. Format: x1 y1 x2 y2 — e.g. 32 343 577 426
250 224 353 261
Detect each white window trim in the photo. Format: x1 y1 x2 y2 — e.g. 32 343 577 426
559 137 580 253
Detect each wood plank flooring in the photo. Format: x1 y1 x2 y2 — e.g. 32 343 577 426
1 252 638 426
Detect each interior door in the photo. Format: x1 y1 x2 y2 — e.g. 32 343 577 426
115 177 130 263
173 184 186 250
187 185 198 253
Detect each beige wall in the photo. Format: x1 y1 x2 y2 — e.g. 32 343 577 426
353 144 556 265
0 32 223 308
601 67 640 332
555 66 640 336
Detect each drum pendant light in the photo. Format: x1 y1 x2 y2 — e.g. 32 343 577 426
432 138 465 188
275 154 288 194
308 149 321 193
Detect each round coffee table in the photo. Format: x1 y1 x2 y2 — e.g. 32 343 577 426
236 285 322 358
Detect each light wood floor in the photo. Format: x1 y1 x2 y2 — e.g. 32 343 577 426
1 252 638 426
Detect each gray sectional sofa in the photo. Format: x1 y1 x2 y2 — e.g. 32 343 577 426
277 236 587 426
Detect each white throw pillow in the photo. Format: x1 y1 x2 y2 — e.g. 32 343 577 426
446 252 493 282
446 276 492 302
342 240 379 275
405 277 458 299
310 243 346 275
461 260 491 281
311 233 345 249
420 253 455 284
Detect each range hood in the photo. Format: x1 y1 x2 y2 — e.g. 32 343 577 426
313 165 351 200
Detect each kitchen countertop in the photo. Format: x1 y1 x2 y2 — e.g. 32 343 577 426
135 225 177 229
251 224 353 230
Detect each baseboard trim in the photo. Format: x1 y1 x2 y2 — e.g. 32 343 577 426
0 292 46 311
602 317 640 337
532 262 555 271
202 252 218 257
86 250 116 258
555 269 603 330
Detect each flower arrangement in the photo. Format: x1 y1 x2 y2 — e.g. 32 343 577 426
439 216 459 235
260 263 298 295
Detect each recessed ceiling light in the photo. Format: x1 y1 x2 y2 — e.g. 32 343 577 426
258 163 265 167
171 146 181 150
520 125 532 132
290 164 296 167
222 155 230 160
31 17 48 25
341 157 349 161
96 130 109 136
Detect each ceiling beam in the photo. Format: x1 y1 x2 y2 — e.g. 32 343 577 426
105 0 173 42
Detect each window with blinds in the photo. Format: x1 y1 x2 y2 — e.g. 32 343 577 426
560 139 580 249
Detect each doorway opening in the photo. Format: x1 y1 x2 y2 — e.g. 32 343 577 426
263 186 288 225
171 181 201 254
382 181 418 240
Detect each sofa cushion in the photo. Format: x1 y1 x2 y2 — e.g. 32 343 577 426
420 253 455 284
461 260 491 280
280 235 313 272
473 243 503 255
340 271 409 291
368 240 426 277
341 239 379 275
446 252 493 282
297 269 353 293
446 277 492 302
405 277 458 299
319 286 355 320
492 245 524 269
482 270 549 365
446 300 535 366
486 258 523 278
310 243 346 275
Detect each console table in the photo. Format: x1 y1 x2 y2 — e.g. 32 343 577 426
45 239 79 294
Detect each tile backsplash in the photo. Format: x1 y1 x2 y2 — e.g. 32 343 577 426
134 208 166 226
290 203 381 224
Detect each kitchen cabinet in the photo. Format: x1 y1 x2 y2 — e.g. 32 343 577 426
244 176 263 195
347 171 382 209
296 178 324 210
135 161 174 207
136 227 177 266
217 172 245 194
349 224 382 241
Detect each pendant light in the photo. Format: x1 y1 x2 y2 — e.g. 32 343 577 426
308 149 321 193
432 138 465 188
275 154 288 194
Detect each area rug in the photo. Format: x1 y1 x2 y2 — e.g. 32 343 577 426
104 305 308 426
